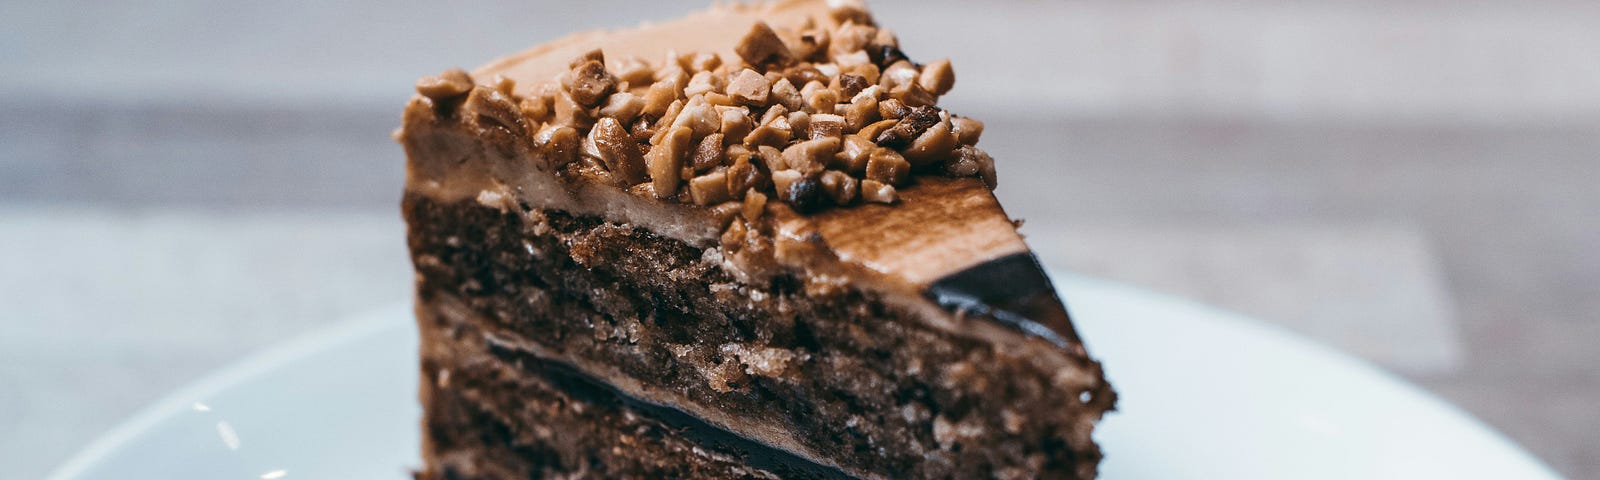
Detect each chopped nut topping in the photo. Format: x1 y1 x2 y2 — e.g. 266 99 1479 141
865 147 910 185
918 58 955 96
735 22 795 67
417 6 1002 219
782 137 839 174
591 117 647 185
690 170 732 205
727 68 772 106
820 170 859 206
742 189 768 221
568 60 617 108
647 126 691 197
691 133 726 172
860 178 897 204
951 116 984 146
415 68 474 101
533 125 580 168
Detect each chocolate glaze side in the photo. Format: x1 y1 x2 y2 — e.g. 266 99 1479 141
482 339 859 480
924 252 1081 348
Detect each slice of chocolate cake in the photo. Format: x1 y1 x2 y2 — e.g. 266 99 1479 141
399 1 1115 478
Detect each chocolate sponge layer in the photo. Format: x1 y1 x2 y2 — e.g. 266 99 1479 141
406 195 1111 479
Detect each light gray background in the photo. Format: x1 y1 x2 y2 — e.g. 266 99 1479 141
3 1 1597 478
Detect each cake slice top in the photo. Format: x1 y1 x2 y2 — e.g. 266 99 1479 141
401 0 1085 351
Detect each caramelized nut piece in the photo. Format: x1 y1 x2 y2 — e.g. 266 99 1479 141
832 23 875 56
946 145 997 188
874 105 939 149
742 189 768 221
415 68 474 100
820 170 859 205
842 87 880 131
865 147 910 185
612 56 655 85
890 80 936 108
689 170 732 205
857 118 899 143
490 74 517 96
837 74 870 98
735 22 795 67
755 145 785 171
770 78 804 111
782 137 840 174
860 178 898 204
684 71 722 97
787 26 830 61
519 97 553 124
902 117 957 168
726 153 755 195
837 134 874 173
881 60 919 89
721 217 748 250
532 125 579 168
834 50 871 68
802 85 841 114
568 60 617 108
463 86 526 134
642 80 679 118
918 58 956 96
878 98 910 120
726 69 771 106
552 91 593 129
771 169 801 194
744 119 792 148
691 133 726 172
670 101 719 138
780 172 824 213
685 52 722 72
843 62 882 85
646 126 692 197
568 48 605 69
591 117 647 185
598 92 645 125
951 116 984 146
787 111 811 137
719 107 754 142
808 113 846 139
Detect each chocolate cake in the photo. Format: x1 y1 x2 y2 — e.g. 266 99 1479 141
399 1 1115 478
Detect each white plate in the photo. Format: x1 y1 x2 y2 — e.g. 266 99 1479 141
48 274 1560 479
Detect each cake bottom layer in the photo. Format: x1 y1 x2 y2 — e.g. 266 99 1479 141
417 299 823 479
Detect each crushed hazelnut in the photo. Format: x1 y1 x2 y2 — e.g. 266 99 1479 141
890 80 936 108
820 170 859 205
690 170 732 205
837 74 869 98
553 91 594 129
642 80 679 117
834 50 871 68
490 74 517 96
860 178 897 204
568 60 617 108
670 100 719 138
951 116 984 146
878 98 909 120
786 111 811 137
720 217 748 250
692 133 726 172
569 48 605 69
842 87 881 131
598 92 644 125
807 113 845 140
873 105 939 149
735 22 795 67
832 23 876 56
719 106 754 142
727 69 772 106
742 189 768 221
591 117 648 185
782 137 839 174
532 125 579 168
647 126 691 197
415 68 474 100
837 134 874 173
902 117 958 167
726 153 756 196
918 58 956 96
756 145 786 171
684 71 722 97
770 78 804 111
881 60 919 89
865 147 910 185
685 52 722 72
519 95 553 123
463 86 526 134
947 145 997 188
611 56 655 85
779 171 824 213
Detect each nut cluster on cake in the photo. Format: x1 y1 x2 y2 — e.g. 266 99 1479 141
414 5 994 216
